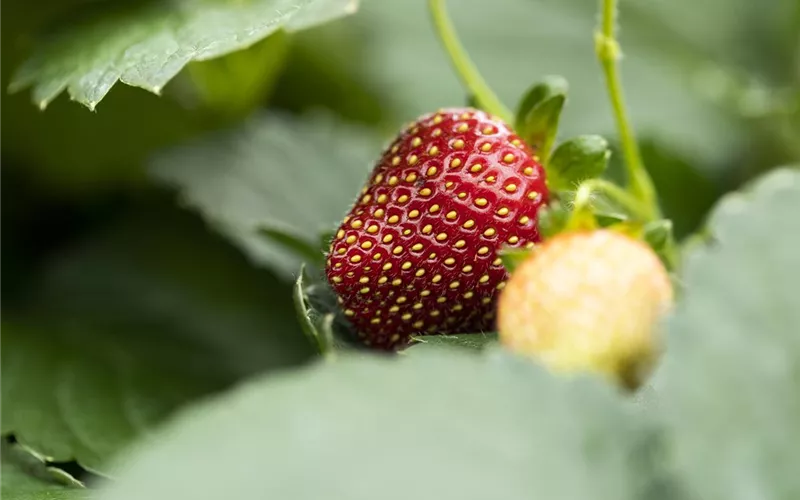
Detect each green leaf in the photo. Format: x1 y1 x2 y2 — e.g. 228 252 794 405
151 112 379 278
259 227 325 268
95 350 655 500
536 200 571 239
499 247 534 273
547 136 611 191
10 0 359 109
515 76 568 160
2 207 312 473
409 333 499 351
2 445 88 500
653 168 800 500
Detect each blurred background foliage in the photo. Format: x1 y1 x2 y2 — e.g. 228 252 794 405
1 0 799 480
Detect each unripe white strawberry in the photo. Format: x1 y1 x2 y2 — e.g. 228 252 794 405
497 230 673 387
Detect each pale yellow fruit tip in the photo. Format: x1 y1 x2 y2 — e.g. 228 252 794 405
497 230 673 389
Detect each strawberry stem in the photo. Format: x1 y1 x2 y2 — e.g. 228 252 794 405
573 178 651 222
594 0 659 220
428 0 513 123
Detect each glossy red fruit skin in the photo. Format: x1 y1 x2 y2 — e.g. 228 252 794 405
326 108 548 350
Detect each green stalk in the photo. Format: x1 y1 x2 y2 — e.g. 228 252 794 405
429 0 513 122
595 0 659 219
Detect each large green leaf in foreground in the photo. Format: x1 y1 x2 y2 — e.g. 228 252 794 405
2 446 88 500
9 0 358 109
151 113 379 276
96 350 653 500
2 207 312 474
654 168 800 499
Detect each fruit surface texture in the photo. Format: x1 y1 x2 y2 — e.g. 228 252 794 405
498 230 673 385
326 108 548 349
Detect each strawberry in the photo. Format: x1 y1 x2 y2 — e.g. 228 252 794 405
326 107 548 349
497 230 673 387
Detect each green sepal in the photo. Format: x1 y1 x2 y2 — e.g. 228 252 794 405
547 135 610 191
536 200 571 238
514 75 568 161
498 247 535 273
643 219 678 270
293 265 332 355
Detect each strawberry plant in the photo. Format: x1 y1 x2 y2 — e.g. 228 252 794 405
1 0 799 499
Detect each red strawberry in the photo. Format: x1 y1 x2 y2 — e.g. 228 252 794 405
326 107 548 349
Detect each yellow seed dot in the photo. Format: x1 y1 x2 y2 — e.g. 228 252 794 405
345 235 356 244
413 320 425 329
361 187 368 195
452 304 463 311
432 274 442 283
457 192 467 199
462 265 473 272
432 128 442 137
392 278 402 286
478 246 490 255
343 216 351 223
433 115 443 124
334 263 342 268
436 233 448 242
387 215 399 225
351 220 363 229
482 126 494 134
430 310 441 317
456 123 469 133
411 137 422 147
361 194 371 204
470 164 482 173
337 248 346 254
482 297 492 305
523 167 534 176
389 305 399 313
428 253 437 259
449 281 460 289
445 181 454 189
444 257 455 265
402 261 412 270
446 210 457 220
392 245 403 255
404 210 418 220
383 263 393 271
463 291 474 299
503 153 515 163
479 275 490 283
408 155 419 165
402 313 412 321
405 173 418 183
350 255 362 263
413 302 423 310
374 208 385 218
370 318 380 324
422 224 433 234
403 229 412 235
512 139 521 146
388 176 399 186
419 188 432 197
428 146 439 155
454 240 466 248
505 184 517 193
436 297 446 304
527 191 539 200
449 158 462 169
429 205 440 214
345 309 355 316
411 243 424 252
496 207 509 216
426 166 438 176
360 287 370 294
332 276 342 283
398 195 409 204
397 296 408 303
421 289 431 296
452 139 465 149
382 234 393 243
525 242 535 249
392 156 401 166
508 235 520 244
483 228 496 237
378 277 388 284
415 269 426 277
359 276 369 284
474 198 488 207
336 229 345 239
496 282 506 290
373 253 383 261
481 143 492 152
492 258 502 266
374 174 384 184
377 194 388 204
361 241 373 249
367 225 379 234
463 220 475 229
518 216 530 224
